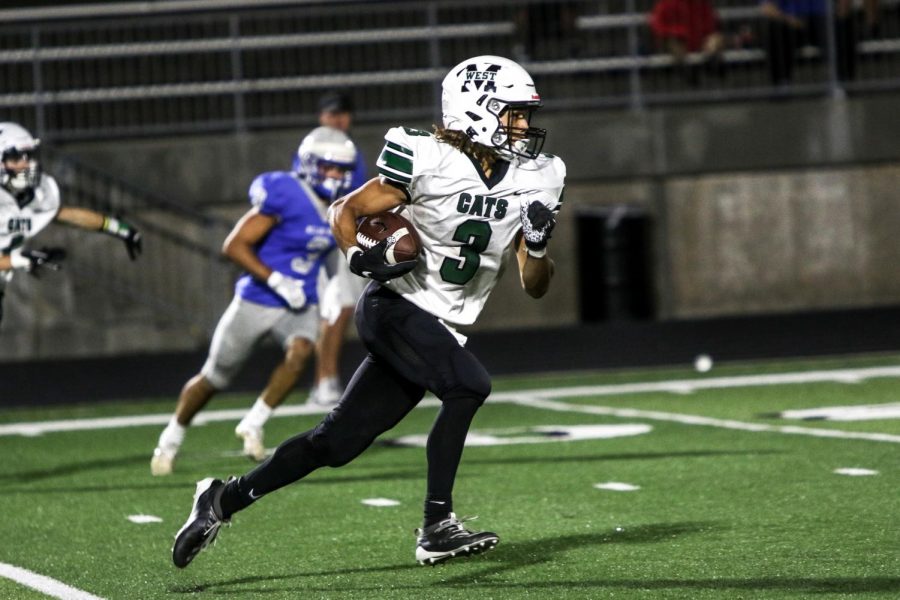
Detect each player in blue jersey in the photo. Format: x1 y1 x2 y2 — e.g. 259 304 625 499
150 126 357 476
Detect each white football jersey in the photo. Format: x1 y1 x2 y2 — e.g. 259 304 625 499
0 174 61 285
376 126 565 327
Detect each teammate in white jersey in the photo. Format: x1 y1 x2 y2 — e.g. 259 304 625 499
0 122 142 325
171 56 564 569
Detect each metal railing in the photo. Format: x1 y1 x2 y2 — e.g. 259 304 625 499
44 150 236 336
1 0 898 142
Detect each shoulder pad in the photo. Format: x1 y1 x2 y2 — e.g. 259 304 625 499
377 126 430 186
248 171 296 207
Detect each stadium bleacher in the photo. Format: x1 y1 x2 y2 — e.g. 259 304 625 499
1 0 898 141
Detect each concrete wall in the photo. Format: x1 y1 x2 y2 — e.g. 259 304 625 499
66 94 900 206
3 93 899 360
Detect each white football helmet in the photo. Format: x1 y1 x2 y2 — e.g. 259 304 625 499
0 122 42 195
441 55 546 160
295 126 357 201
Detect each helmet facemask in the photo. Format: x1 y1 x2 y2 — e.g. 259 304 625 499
491 101 546 160
307 160 354 202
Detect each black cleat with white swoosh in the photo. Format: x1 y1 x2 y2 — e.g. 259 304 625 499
172 478 230 568
415 513 499 565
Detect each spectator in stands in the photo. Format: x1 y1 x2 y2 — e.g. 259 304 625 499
305 91 369 407
650 0 726 82
0 122 142 326
513 1 583 62
150 126 356 476
761 0 857 85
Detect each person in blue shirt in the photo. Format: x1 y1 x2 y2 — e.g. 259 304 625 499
150 126 357 476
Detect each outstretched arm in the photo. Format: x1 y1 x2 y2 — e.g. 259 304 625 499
56 206 104 230
56 206 142 259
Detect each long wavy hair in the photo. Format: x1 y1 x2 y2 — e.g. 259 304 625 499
433 126 501 171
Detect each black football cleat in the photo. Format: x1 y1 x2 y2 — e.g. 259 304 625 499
172 477 229 568
415 513 499 565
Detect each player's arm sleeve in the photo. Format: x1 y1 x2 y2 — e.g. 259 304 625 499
376 127 425 200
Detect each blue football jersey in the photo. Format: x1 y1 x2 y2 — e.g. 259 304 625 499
235 172 337 308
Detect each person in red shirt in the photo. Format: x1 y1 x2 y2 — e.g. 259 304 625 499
650 0 725 76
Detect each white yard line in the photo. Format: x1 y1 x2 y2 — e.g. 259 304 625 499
510 395 900 444
487 365 900 401
0 563 104 600
1 365 899 440
0 400 441 437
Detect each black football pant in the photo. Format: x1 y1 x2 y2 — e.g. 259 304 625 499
221 284 491 518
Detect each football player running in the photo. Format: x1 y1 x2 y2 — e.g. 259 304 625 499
150 126 356 475
171 56 564 568
0 122 142 325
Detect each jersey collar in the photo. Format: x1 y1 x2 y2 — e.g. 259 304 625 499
11 188 35 210
464 153 510 190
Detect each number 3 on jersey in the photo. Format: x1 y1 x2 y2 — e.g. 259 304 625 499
440 219 492 285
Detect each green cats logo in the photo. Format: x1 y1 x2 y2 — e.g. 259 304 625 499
7 217 31 233
456 193 507 219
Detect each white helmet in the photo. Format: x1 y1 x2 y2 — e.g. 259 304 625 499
0 122 42 195
295 126 357 201
441 55 546 160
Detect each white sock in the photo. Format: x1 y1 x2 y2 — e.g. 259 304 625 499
318 376 339 391
240 398 274 430
158 416 186 452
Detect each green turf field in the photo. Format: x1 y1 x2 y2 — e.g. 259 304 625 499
2 355 899 599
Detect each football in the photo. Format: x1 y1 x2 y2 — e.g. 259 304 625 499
356 211 422 264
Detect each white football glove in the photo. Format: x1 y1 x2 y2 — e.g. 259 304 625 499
519 201 556 258
319 275 343 325
9 248 34 271
267 271 307 310
9 247 66 274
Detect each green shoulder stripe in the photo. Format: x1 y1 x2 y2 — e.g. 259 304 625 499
378 147 413 175
386 141 413 156
377 166 412 185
